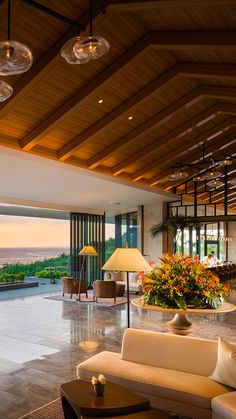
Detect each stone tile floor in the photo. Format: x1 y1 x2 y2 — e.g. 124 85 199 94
0 288 236 419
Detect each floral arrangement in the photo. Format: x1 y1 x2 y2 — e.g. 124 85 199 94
139 254 230 310
91 374 106 386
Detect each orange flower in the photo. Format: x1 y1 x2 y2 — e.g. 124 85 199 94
142 254 230 310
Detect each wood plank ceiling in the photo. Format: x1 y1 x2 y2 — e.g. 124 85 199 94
1 0 236 210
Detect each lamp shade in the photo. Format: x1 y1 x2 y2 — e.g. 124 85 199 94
79 245 98 256
102 248 151 272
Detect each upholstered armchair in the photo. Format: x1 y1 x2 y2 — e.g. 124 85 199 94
62 277 88 300
92 280 117 303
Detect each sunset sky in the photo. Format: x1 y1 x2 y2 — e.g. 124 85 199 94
0 215 69 248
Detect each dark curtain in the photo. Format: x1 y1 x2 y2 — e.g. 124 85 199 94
70 213 105 286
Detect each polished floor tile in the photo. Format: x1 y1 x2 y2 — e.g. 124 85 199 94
0 290 236 419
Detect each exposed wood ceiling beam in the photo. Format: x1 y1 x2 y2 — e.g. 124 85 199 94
112 88 236 177
58 69 236 162
88 107 217 170
130 108 221 179
149 131 236 187
54 67 236 164
57 66 181 161
163 144 236 191
3 25 234 125
162 139 236 191
19 30 236 154
0 134 21 150
168 157 236 198
0 3 99 120
20 32 156 152
148 130 236 187
88 65 236 169
140 31 236 50
110 0 236 10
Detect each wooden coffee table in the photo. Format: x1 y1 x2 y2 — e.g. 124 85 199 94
59 379 150 418
82 409 166 418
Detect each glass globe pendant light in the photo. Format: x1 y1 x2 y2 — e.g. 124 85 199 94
193 172 205 181
165 168 188 181
215 158 232 168
207 178 224 188
61 36 90 64
0 0 33 76
0 80 13 101
73 0 109 61
203 169 222 180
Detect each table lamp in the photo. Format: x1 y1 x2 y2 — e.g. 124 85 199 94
78 245 98 300
102 247 151 327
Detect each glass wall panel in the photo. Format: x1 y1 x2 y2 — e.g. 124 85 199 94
192 229 197 256
183 228 190 255
186 206 194 217
106 211 138 258
105 215 115 261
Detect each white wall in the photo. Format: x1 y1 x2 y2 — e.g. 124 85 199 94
143 202 164 262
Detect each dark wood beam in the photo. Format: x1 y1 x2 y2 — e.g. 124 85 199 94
162 142 236 191
20 32 157 152
88 64 236 169
109 0 236 10
57 65 181 161
112 88 236 176
56 65 236 163
19 32 236 154
0 2 97 120
148 130 236 187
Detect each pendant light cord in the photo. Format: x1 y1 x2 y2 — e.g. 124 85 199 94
7 0 11 40
90 0 93 37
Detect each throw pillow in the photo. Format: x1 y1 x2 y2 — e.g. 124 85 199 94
209 336 236 389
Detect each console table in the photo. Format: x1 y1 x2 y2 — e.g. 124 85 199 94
131 297 236 335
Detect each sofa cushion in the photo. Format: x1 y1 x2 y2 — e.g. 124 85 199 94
209 336 236 389
121 329 218 376
77 351 230 410
212 392 236 419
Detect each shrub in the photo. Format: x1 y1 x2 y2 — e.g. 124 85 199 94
35 269 68 279
16 272 25 281
0 252 69 276
0 272 25 284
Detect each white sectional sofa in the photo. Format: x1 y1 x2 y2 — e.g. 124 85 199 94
212 393 236 419
77 328 235 419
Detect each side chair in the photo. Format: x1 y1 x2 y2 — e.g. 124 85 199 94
92 280 117 303
62 277 88 300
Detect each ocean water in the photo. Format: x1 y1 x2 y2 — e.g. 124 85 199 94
0 247 69 267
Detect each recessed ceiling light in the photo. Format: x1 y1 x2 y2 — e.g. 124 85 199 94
98 99 103 104
128 116 133 120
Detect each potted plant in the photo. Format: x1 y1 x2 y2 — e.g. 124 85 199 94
151 215 202 253
139 254 230 310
